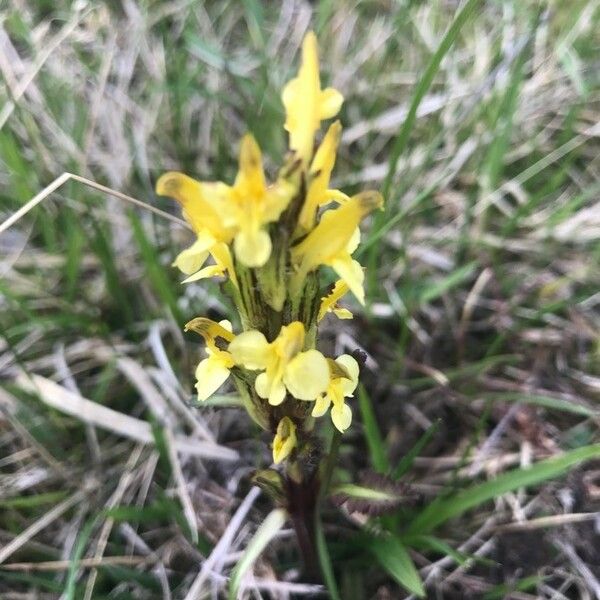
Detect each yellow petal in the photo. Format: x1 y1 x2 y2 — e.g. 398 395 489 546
274 322 305 360
283 350 330 401
318 280 351 321
335 354 359 396
331 400 352 433
182 264 224 283
263 181 296 223
181 265 223 284
184 317 235 343
292 191 382 276
210 242 238 288
346 227 361 254
156 172 229 239
173 243 210 276
228 330 271 370
256 372 287 406
282 32 343 164
320 189 350 206
195 356 231 400
234 228 272 267
235 134 266 197
333 307 354 320
330 254 365 305
298 121 342 232
218 320 233 332
311 394 330 418
272 417 297 464
318 88 344 119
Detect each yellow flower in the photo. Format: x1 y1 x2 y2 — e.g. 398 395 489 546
156 173 238 284
318 280 353 321
185 318 235 401
282 32 343 164
291 191 383 304
224 134 294 267
157 137 293 271
272 416 297 464
296 120 347 234
312 354 359 432
156 172 232 241
228 321 329 406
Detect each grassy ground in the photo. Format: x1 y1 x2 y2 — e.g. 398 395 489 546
1 1 600 598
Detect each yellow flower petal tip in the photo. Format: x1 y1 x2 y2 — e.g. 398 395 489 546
155 171 185 197
184 317 235 343
282 31 343 163
272 417 297 464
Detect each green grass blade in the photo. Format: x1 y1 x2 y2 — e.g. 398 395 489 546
393 419 440 480
358 384 389 473
483 392 598 417
418 262 477 305
368 535 425 597
379 0 481 205
315 514 341 600
228 508 287 600
407 443 600 535
368 0 480 295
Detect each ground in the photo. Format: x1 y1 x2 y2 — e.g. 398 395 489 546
0 1 599 598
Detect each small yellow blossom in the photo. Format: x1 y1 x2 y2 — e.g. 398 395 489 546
228 321 329 406
312 354 359 432
156 173 238 284
318 280 353 321
272 416 297 464
185 318 235 401
282 32 343 164
223 135 294 267
291 191 383 304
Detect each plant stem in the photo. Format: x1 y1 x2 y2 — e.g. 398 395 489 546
285 474 321 582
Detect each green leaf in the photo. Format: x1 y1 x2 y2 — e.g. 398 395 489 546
357 384 389 473
228 508 287 600
393 419 440 480
331 479 414 516
483 574 543 599
332 483 403 502
407 443 600 535
368 536 425 597
483 392 598 417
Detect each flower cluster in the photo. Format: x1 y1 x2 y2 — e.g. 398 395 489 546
157 32 382 465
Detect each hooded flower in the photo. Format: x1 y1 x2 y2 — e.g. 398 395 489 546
282 32 343 164
157 136 293 271
156 173 237 284
312 354 359 432
291 191 383 304
228 321 329 406
185 318 235 401
223 134 294 267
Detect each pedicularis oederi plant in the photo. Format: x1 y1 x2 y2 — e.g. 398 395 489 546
157 32 383 577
